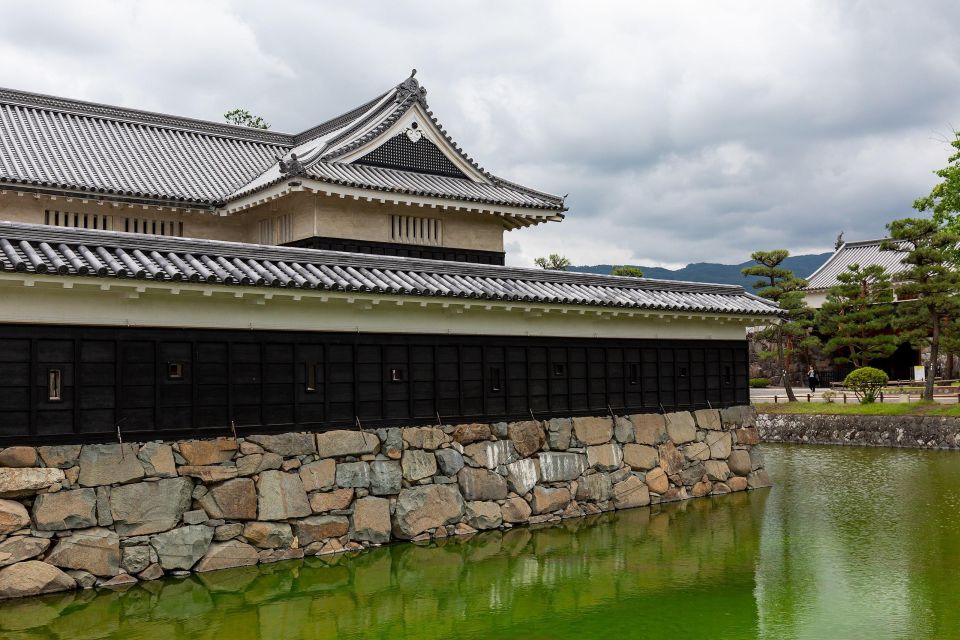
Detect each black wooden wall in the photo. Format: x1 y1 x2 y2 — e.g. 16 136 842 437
0 325 748 446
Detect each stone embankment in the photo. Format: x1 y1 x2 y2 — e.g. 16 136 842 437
757 413 960 449
0 407 766 600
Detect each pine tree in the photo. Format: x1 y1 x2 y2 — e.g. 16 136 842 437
534 254 570 271
224 108 271 130
881 218 960 400
611 266 644 277
817 263 898 368
742 250 815 402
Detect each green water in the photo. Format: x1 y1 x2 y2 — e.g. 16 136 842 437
2 444 960 639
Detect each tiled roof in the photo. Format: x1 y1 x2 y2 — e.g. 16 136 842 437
0 222 780 316
0 74 564 212
805 239 909 289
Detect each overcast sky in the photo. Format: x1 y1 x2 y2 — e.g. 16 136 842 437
1 1 958 269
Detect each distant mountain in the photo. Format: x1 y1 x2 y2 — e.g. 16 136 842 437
570 253 833 288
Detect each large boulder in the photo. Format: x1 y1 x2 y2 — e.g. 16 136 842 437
501 496 532 523
77 444 144 487
586 444 623 472
293 515 350 545
458 467 508 501
195 540 259 572
352 496 391 543
436 448 465 476
614 417 636 443
32 488 98 531
623 444 658 470
452 423 491 445
137 443 177 478
704 460 731 482
0 446 36 467
37 445 82 469
242 522 293 548
177 465 238 483
546 417 573 450
310 488 354 513
110 477 193 536
734 427 760 446
335 462 371 489
465 501 502 530
393 485 465 539
612 476 650 509
402 427 449 450
198 478 257 520
369 461 402 495
576 473 612 502
0 561 75 599
508 421 546 457
631 414 668 445
257 470 310 520
684 442 711 461
401 450 437 482
644 467 670 494
664 412 697 444
748 470 772 489
727 450 752 476
463 441 517 469
572 416 613 445
693 409 723 430
531 486 571 514
0 536 51 568
246 433 316 457
315 430 380 458
46 527 120 577
177 438 237 466
299 459 336 493
538 452 587 482
505 459 539 495
151 525 214 570
706 432 732 459
0 467 65 497
0 499 30 535
657 442 684 476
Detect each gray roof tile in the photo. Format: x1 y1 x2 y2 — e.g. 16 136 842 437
805 239 910 289
0 222 780 316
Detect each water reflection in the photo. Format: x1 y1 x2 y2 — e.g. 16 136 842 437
6 445 958 640
0 492 767 640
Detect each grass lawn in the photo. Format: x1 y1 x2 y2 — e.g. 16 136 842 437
754 401 960 417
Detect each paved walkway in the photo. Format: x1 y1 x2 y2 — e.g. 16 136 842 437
750 387 960 405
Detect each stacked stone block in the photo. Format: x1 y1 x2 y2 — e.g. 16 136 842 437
0 406 767 600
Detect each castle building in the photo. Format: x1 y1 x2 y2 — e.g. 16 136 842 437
0 72 778 445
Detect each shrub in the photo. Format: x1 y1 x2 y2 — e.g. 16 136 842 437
749 377 770 388
822 389 837 403
843 367 889 404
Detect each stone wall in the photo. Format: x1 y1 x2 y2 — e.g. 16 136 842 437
0 407 767 600
757 413 960 449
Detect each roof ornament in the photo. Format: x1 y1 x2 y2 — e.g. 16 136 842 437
395 68 427 103
277 152 306 177
835 231 844 250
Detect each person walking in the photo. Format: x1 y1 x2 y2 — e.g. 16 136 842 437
807 366 819 394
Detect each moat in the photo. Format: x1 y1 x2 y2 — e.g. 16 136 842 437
2 444 959 639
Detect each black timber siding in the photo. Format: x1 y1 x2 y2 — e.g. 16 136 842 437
283 236 506 265
0 325 749 446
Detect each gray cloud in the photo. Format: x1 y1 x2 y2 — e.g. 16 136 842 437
1 0 958 269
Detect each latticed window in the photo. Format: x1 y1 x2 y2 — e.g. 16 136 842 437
258 214 293 245
391 215 442 246
44 210 183 237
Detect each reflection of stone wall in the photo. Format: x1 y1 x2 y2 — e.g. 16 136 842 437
0 407 767 601
758 413 960 449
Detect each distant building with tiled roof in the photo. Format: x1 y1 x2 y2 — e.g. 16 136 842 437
804 238 909 308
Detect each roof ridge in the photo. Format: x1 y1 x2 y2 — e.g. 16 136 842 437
0 86 294 146
0 221 758 296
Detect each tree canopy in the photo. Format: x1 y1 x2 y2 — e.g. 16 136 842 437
224 108 271 130
742 250 815 401
881 217 960 400
919 130 960 252
611 266 644 277
534 254 570 271
816 263 898 368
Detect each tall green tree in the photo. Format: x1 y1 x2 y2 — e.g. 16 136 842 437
816 263 898 368
742 250 815 402
534 254 570 271
224 108 271 130
611 266 644 277
881 218 960 400
920 130 960 251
